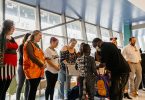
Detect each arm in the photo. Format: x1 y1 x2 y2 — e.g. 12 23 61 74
46 59 60 71
26 42 44 67
45 49 59 71
122 47 129 62
60 46 68 64
91 57 97 75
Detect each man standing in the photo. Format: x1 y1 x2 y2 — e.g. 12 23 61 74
92 38 130 100
122 37 142 97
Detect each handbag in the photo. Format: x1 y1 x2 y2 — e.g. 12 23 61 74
66 64 79 76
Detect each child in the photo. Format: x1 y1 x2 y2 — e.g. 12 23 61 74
76 44 97 100
95 63 111 99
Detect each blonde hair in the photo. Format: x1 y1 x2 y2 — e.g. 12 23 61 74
69 38 77 44
30 30 41 41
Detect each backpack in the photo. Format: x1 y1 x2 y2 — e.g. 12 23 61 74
95 69 110 97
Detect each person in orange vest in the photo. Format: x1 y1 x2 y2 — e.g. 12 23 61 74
23 30 46 100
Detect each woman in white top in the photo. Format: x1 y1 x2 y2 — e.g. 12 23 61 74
45 37 60 100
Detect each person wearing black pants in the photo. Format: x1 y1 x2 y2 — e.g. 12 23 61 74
110 74 129 100
92 38 130 100
45 71 58 100
27 78 41 100
44 37 60 100
16 33 31 100
0 79 11 100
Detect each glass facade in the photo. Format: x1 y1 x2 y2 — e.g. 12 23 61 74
86 23 98 41
0 0 3 28
5 0 36 30
1 0 123 55
66 18 83 40
101 28 110 42
132 29 145 52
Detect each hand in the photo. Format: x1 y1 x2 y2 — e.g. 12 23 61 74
41 63 47 69
127 61 130 64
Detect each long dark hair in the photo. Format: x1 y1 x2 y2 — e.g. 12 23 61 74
22 33 31 44
0 20 14 52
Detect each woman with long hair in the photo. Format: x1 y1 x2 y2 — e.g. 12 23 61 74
23 30 46 100
16 33 31 100
0 20 18 100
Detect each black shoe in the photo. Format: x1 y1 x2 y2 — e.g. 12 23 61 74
124 93 132 99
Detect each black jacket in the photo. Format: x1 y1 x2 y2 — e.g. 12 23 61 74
100 42 131 75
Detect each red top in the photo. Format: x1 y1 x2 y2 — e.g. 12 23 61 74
4 38 18 67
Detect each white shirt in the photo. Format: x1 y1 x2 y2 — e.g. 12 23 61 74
44 47 59 74
122 44 141 63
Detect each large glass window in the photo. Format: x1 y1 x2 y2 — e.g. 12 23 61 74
5 0 36 30
66 18 83 40
42 35 66 54
0 0 3 28
113 31 121 47
41 10 63 36
132 29 145 52
12 30 29 37
101 28 110 42
86 23 98 42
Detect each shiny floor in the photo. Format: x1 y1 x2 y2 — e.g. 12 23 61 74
6 89 145 100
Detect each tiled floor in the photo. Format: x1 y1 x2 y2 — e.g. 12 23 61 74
6 89 145 100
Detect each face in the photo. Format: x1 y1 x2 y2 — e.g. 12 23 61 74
92 42 97 48
130 38 136 46
51 40 59 48
8 25 15 35
111 39 117 46
34 33 42 42
85 47 91 56
69 41 77 48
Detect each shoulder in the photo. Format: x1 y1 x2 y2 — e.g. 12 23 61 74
45 47 51 53
123 44 130 50
61 45 68 51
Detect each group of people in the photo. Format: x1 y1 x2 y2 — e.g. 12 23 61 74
0 19 143 100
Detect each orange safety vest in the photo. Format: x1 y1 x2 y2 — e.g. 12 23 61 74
23 41 45 79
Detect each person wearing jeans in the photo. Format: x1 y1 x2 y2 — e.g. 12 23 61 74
16 33 31 100
44 37 60 100
58 38 77 99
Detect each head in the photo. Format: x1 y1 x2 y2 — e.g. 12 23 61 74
129 37 136 46
2 19 15 35
79 42 85 52
68 38 77 48
98 63 106 69
82 44 91 56
0 20 15 51
97 63 106 75
92 38 102 48
30 30 42 43
50 37 59 48
110 37 117 46
22 33 31 44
